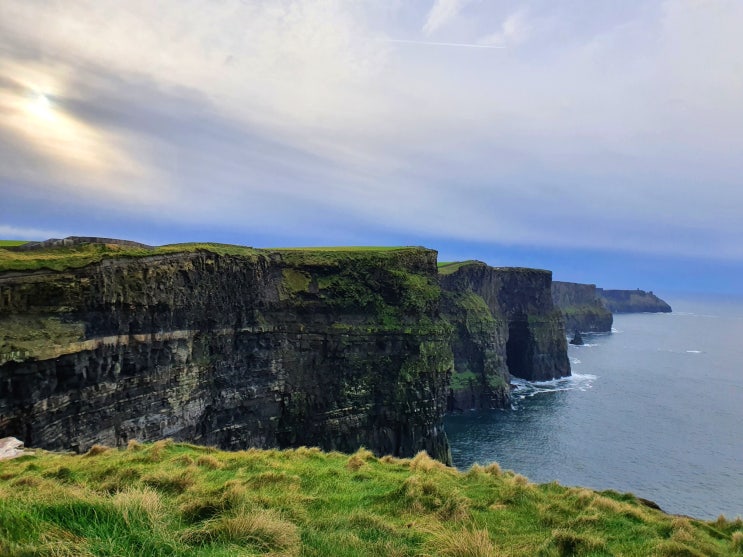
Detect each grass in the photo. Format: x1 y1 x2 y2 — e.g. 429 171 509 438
1 442 741 556
0 241 426 273
0 242 263 273
0 240 28 247
437 260 482 275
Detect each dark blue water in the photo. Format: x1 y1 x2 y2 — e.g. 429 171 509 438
445 296 743 519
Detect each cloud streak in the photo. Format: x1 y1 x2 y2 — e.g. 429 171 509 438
422 0 472 35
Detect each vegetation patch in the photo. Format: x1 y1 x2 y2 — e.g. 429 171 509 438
0 241 261 273
437 260 482 275
0 442 739 556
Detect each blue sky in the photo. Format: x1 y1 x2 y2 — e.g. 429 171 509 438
1 1 742 294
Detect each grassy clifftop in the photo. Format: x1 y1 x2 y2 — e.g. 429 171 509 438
0 240 421 274
1 442 740 556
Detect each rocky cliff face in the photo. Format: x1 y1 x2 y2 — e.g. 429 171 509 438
0 245 452 462
439 262 570 405
598 289 672 313
552 281 613 333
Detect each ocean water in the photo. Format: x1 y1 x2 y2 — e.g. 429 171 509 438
444 296 743 519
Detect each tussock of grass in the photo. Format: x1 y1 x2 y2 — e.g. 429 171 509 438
195 454 222 470
731 531 743 552
425 525 498 557
0 442 739 556
83 444 111 457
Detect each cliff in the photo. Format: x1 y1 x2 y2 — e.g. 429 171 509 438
552 281 613 333
598 289 672 313
0 241 453 462
439 262 570 407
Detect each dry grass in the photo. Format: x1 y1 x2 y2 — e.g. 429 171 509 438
112 486 164 525
198 510 300 554
84 444 111 457
731 531 743 552
542 528 607 556
196 455 222 470
409 450 452 473
424 526 498 557
346 454 366 472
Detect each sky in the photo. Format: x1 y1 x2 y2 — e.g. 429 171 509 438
1 0 742 294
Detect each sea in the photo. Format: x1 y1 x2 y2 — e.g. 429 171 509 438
444 296 743 520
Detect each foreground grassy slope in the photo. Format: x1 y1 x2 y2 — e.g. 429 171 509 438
1 443 740 556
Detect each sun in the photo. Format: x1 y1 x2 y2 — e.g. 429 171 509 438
26 92 54 120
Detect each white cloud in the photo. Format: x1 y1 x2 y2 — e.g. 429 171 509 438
478 9 532 46
422 0 471 35
0 0 742 259
0 225 68 241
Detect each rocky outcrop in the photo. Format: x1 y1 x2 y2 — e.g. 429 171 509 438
598 289 672 313
0 246 453 462
440 262 570 400
552 281 613 333
0 436 26 460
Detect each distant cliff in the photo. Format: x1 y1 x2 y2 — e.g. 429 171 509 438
598 289 672 313
439 262 570 411
0 241 453 462
552 281 613 333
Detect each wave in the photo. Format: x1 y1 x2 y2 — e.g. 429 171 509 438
611 327 622 333
686 350 702 354
569 357 582 365
511 373 597 401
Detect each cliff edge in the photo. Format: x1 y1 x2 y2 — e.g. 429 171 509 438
598 289 672 313
0 240 452 462
439 261 570 411
552 281 613 333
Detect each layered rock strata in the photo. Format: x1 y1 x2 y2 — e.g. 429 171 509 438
439 262 570 411
552 281 613 333
0 245 453 462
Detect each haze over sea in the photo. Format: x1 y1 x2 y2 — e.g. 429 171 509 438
445 296 743 520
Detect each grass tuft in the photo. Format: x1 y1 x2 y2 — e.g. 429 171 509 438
187 510 300 554
732 531 743 552
424 526 498 557
409 450 450 473
196 455 222 470
83 444 111 457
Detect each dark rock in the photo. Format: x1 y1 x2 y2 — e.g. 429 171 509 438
0 247 452 463
569 330 584 345
597 289 672 313
552 281 613 333
440 262 570 385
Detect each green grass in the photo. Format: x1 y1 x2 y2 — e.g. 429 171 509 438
1 442 740 556
437 260 482 275
0 240 28 247
268 246 406 251
0 241 425 273
0 242 263 273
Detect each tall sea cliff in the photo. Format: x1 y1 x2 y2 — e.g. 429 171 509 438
551 281 613 333
0 240 572 460
440 261 570 411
